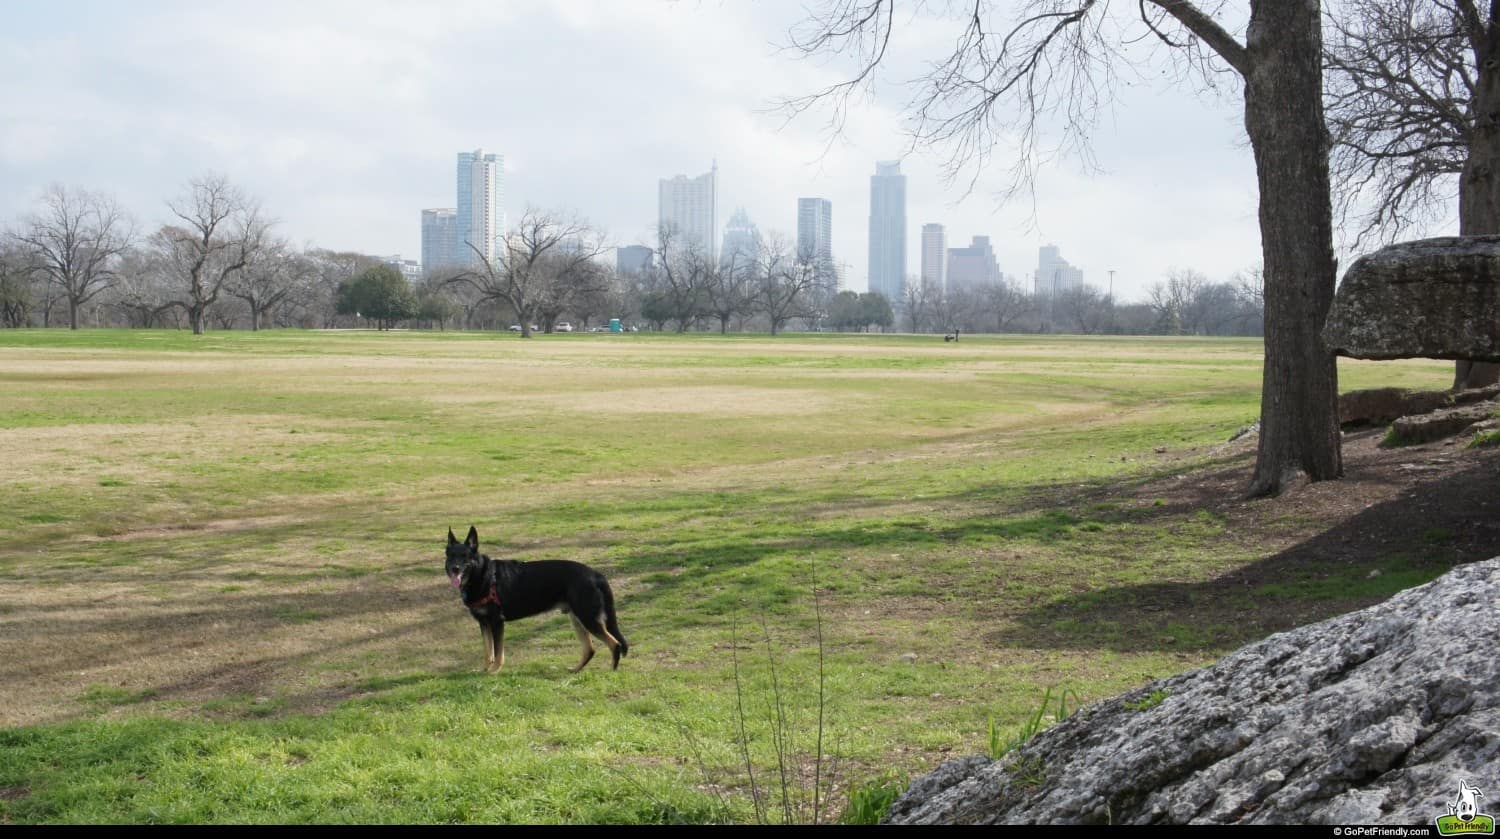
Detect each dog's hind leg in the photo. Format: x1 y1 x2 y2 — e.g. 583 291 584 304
568 613 597 672
586 611 624 671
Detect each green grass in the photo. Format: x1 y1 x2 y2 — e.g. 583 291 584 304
1470 428 1500 448
1123 689 1170 712
0 328 1455 823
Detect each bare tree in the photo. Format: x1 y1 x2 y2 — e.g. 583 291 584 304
455 209 606 338
569 269 624 331
154 174 269 335
0 240 35 327
652 223 714 332
108 247 174 328
900 275 939 333
707 251 756 333
1055 285 1111 334
978 278 1035 333
754 232 821 335
1325 0 1500 389
13 185 134 329
1148 268 1208 334
229 239 312 331
778 0 1340 496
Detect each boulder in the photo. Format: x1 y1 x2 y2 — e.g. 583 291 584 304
884 558 1500 825
1385 402 1499 446
1338 387 1449 427
1323 236 1500 362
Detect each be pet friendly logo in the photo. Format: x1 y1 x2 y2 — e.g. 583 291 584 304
1436 781 1495 836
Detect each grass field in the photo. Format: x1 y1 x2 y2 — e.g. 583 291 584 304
0 329 1457 823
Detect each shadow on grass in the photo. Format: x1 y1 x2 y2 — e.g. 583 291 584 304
9 437 1498 723
987 454 1500 654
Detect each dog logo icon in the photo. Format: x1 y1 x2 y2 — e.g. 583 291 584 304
1436 781 1495 836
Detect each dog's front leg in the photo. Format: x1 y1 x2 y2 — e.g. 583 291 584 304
480 623 497 672
489 620 506 672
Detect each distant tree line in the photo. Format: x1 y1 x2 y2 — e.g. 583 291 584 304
2 174 1263 337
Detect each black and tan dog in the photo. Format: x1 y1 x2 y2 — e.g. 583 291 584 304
444 526 628 672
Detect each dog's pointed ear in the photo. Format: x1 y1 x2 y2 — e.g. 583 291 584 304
447 528 458 545
465 526 479 551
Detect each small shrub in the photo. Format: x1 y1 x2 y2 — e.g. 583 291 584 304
841 775 906 825
1123 688 1169 711
987 686 1081 760
1382 426 1414 447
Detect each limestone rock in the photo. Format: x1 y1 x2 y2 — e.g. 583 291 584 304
884 558 1500 825
1323 236 1500 362
1338 387 1449 427
1386 402 1499 446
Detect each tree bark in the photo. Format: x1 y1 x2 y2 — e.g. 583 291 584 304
1456 3 1500 389
1244 0 1343 496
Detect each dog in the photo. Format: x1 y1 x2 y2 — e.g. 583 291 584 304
444 526 628 673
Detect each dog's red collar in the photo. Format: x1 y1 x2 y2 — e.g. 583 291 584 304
464 576 502 613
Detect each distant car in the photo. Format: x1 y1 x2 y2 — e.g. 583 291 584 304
556 322 573 332
508 325 521 332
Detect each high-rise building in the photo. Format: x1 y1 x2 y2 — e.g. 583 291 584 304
868 161 906 301
421 208 458 273
797 197 836 289
384 255 423 283
658 163 718 261
1035 243 1084 298
947 235 1002 291
617 245 654 276
456 149 504 267
921 223 946 292
721 207 761 270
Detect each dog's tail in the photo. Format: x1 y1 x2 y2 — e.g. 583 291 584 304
598 576 628 661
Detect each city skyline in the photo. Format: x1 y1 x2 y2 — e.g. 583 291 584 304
2 2 1414 303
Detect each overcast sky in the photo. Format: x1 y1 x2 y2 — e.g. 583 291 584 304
1 1 1448 303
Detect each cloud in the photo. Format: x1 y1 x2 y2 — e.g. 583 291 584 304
0 0 1317 303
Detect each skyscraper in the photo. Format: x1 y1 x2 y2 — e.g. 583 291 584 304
947 235 1002 291
868 161 906 301
421 208 458 273
456 149 504 267
921 223 946 292
616 245 654 276
658 163 718 261
797 197 836 288
1035 244 1084 299
720 207 761 270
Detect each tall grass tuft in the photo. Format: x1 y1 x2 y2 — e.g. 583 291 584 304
669 575 861 824
987 685 1082 760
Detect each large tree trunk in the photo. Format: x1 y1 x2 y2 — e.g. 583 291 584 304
1456 9 1500 390
1244 0 1343 496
